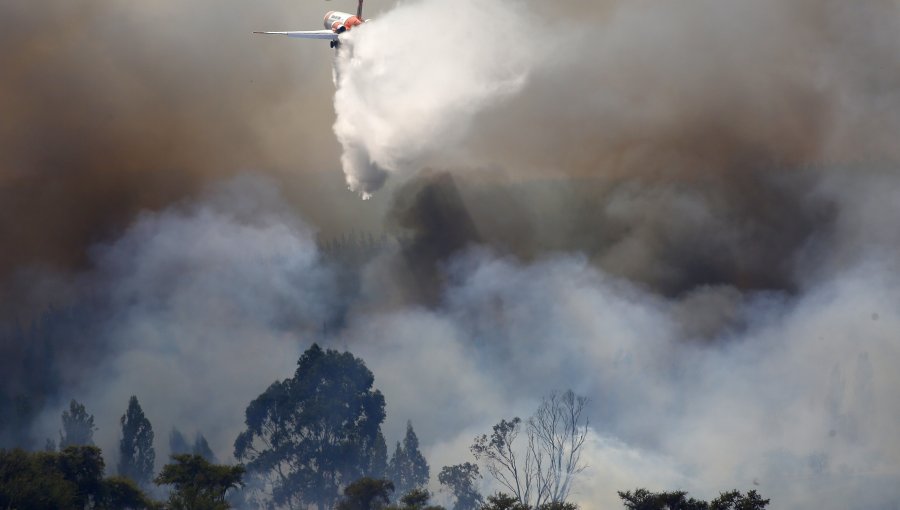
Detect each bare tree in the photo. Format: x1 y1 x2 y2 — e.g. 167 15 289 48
471 391 589 508
529 390 589 504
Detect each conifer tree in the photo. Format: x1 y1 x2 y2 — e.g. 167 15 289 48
59 399 97 448
118 395 155 487
388 421 430 498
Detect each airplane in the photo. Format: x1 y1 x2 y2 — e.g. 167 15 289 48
254 0 368 49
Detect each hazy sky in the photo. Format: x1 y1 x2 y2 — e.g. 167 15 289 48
3 0 900 508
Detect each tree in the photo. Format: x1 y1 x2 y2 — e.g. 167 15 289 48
102 476 160 509
617 488 769 510
0 446 158 510
471 391 588 508
388 421 430 498
337 477 395 510
169 428 190 455
528 391 588 504
386 488 444 510
479 493 529 510
234 343 387 510
438 463 483 510
154 454 245 510
171 428 217 462
118 396 156 487
193 433 217 462
537 502 578 510
368 431 389 479
708 490 769 510
59 399 97 448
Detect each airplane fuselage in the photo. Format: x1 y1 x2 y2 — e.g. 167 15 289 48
325 11 364 33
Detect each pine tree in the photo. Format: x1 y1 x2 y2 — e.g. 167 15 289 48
387 421 430 498
193 433 217 463
59 399 97 448
118 395 155 487
368 430 389 479
169 427 190 455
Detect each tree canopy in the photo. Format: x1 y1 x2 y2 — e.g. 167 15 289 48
438 462 483 510
336 477 395 510
154 453 245 510
118 396 156 487
388 421 430 499
618 488 770 510
234 343 387 510
59 399 97 448
0 446 157 510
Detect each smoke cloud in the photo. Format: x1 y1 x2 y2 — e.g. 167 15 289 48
4 0 900 509
332 0 537 195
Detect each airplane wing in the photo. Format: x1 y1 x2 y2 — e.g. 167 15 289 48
253 30 339 40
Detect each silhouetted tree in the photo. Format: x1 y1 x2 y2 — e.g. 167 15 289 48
439 463 483 510
154 454 245 510
118 396 155 487
234 344 386 510
170 428 217 462
388 421 430 498
386 488 444 510
536 502 578 510
337 477 395 510
472 391 588 508
479 493 529 510
102 476 160 509
59 399 97 448
169 428 190 455
193 433 217 462
618 488 769 510
0 446 158 510
708 490 769 510
368 431 389 480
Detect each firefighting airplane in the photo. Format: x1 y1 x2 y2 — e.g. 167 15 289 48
254 0 368 49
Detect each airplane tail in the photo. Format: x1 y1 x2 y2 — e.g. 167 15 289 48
357 0 364 19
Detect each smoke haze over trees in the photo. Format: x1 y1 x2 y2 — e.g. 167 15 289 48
3 0 900 508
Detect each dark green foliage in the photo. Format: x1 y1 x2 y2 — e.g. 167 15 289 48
439 463 483 510
618 488 708 510
388 421 430 498
536 502 579 510
385 488 444 510
118 396 156 487
0 448 76 509
234 343 387 510
58 445 105 508
368 431 389 480
709 490 770 510
154 454 245 510
102 476 161 509
618 488 770 510
480 493 530 510
59 399 97 448
337 477 395 510
0 446 157 510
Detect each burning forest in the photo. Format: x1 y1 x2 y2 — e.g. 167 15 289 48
2 0 900 508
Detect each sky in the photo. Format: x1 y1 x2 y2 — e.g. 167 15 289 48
2 0 900 508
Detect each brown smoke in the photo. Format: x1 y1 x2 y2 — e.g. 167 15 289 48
0 0 392 315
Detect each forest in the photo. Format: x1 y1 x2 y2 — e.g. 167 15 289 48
0 344 767 510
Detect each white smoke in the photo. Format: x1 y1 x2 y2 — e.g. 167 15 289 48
343 245 900 509
332 0 539 196
35 176 337 470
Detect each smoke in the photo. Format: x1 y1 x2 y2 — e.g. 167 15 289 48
30 176 337 472
3 0 900 509
0 0 388 316
332 0 537 196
